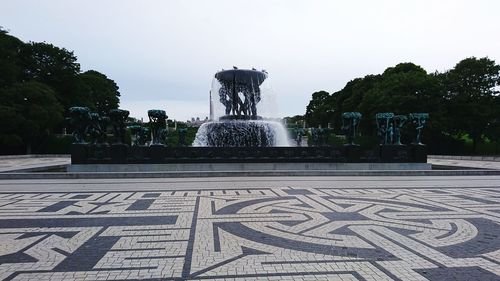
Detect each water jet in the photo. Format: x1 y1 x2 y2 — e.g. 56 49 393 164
193 68 290 147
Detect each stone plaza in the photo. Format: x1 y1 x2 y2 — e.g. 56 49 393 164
1 173 500 280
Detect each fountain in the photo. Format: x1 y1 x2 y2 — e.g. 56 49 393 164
193 68 290 147
67 68 429 172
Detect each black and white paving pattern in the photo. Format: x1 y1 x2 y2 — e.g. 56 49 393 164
0 176 500 280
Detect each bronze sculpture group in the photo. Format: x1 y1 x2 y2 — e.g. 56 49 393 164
374 112 428 146
68 107 428 165
215 69 266 120
335 111 428 146
68 107 428 148
68 106 174 147
148 109 168 145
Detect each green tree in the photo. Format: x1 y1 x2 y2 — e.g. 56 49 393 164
358 63 445 137
304 62 450 151
19 41 92 109
328 75 380 133
0 29 122 154
0 81 64 153
79 70 120 115
0 28 23 87
305 91 333 127
439 57 500 151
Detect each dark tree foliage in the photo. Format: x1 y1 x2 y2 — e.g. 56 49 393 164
283 115 306 127
0 29 23 87
79 70 120 115
304 63 445 136
0 29 121 154
0 81 63 153
302 58 500 153
305 91 333 127
330 75 380 133
18 41 94 109
439 57 500 151
358 63 445 136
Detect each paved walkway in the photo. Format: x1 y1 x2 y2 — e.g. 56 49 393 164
428 157 500 170
0 176 499 280
0 155 70 173
2 154 500 174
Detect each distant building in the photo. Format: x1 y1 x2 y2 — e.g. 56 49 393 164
187 116 209 127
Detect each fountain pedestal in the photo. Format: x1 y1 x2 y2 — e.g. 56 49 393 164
110 144 128 163
379 145 410 162
410 144 427 163
193 119 290 147
149 144 166 163
194 68 291 147
71 144 87 164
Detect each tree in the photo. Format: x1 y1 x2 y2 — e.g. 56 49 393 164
0 29 122 154
19 41 92 109
302 58 500 154
305 91 333 127
79 70 120 115
0 28 23 88
328 75 381 133
358 63 445 137
0 81 64 153
283 115 305 128
439 57 500 151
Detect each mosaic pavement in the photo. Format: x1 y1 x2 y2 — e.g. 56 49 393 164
1 186 500 280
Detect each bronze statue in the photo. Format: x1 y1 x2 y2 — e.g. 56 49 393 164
68 107 91 144
109 109 129 144
409 113 429 145
129 125 150 146
215 69 266 120
376 113 395 145
88 112 108 144
342 112 362 145
148 109 168 145
393 115 408 145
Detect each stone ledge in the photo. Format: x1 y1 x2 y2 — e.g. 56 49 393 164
0 154 70 159
429 155 500 162
68 162 431 172
4 167 500 180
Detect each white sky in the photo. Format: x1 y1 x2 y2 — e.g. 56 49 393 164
2 0 500 121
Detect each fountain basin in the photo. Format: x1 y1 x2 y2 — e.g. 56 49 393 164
193 120 290 147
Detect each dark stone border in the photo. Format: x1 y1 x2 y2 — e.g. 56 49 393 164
71 144 427 164
5 168 500 180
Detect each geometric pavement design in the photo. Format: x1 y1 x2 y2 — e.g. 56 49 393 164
1 186 500 280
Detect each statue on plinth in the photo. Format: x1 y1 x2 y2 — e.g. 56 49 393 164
88 112 108 144
215 69 266 120
376 112 395 145
129 125 150 146
109 109 130 144
342 112 362 145
68 107 91 144
393 115 408 145
148 109 168 145
409 113 429 145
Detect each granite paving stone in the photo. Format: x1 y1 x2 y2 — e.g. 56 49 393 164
0 176 499 280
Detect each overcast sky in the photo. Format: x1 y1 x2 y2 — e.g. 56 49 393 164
2 0 500 121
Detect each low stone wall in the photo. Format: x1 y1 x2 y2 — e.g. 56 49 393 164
71 144 427 164
68 162 431 172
